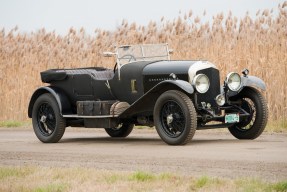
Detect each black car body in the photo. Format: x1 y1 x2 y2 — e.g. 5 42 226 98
28 44 268 145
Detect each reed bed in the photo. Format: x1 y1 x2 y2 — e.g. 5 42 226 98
0 4 286 126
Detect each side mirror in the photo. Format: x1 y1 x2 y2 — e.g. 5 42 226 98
103 52 116 57
168 49 174 54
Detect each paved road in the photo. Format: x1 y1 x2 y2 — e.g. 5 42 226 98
0 127 286 181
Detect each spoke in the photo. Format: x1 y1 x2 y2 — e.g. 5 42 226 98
237 98 257 130
160 100 186 138
43 122 48 133
176 121 185 130
37 103 56 136
46 121 54 131
162 108 169 117
166 103 171 114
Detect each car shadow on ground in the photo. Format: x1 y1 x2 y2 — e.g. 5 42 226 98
60 137 160 143
59 136 240 146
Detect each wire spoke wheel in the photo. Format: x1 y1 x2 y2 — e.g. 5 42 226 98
154 90 197 145
37 103 56 136
228 88 268 140
32 93 66 143
160 100 186 138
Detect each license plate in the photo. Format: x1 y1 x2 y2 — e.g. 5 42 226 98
225 114 239 123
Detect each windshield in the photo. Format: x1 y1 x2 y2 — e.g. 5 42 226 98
116 44 170 65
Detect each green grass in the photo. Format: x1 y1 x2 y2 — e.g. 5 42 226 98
135 125 154 129
0 120 29 128
267 119 287 133
33 183 68 192
195 175 210 188
0 166 286 191
271 181 287 192
0 167 35 179
158 172 175 180
129 171 155 182
104 173 121 184
235 178 268 192
189 176 226 191
235 179 287 192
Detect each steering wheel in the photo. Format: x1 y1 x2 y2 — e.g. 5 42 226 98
119 54 137 63
113 55 137 73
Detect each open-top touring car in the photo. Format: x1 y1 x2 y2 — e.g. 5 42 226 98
28 43 268 145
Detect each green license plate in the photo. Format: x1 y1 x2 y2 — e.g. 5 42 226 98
225 114 239 123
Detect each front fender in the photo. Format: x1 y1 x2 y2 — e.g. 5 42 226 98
28 86 72 118
155 80 194 94
119 80 194 118
226 76 266 97
241 76 266 91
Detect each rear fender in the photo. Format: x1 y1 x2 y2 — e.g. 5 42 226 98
119 80 194 118
28 86 72 118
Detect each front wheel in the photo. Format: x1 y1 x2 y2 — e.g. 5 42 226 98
228 87 268 139
32 93 66 143
154 90 197 145
105 123 134 137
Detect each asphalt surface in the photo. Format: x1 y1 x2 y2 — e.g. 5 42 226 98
0 127 286 181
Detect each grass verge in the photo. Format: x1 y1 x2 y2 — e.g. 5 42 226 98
0 166 286 192
0 119 286 133
0 120 30 128
267 119 287 133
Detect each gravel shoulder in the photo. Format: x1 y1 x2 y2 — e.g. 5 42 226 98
0 127 286 181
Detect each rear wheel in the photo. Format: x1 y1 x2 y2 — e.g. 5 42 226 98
154 90 197 145
32 93 66 143
228 87 268 139
105 123 134 137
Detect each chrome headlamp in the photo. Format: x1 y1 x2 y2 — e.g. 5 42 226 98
192 74 210 93
226 72 242 91
215 94 225 106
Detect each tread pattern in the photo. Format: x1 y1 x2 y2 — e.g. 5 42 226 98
173 90 197 144
249 88 268 139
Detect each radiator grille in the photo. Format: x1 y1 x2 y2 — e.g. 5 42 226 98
195 68 220 108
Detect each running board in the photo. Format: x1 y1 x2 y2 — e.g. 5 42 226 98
63 114 118 119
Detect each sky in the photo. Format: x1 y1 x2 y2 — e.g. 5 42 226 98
0 0 285 35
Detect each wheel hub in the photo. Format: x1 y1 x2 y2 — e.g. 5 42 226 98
40 115 47 123
167 114 173 125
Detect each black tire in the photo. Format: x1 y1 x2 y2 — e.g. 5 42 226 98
228 87 268 139
32 93 66 143
154 90 197 145
105 123 134 137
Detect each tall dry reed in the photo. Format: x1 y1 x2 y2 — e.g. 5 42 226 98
0 3 286 124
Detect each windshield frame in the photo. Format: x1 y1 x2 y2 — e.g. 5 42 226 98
115 43 171 67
